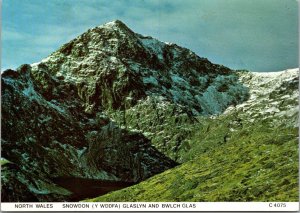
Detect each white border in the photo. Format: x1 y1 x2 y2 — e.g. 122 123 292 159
1 202 299 212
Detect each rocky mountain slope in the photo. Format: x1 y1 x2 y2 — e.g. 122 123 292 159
1 20 297 202
88 68 299 202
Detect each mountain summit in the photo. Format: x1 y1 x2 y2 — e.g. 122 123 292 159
30 20 248 115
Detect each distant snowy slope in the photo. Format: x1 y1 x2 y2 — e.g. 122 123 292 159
224 68 299 126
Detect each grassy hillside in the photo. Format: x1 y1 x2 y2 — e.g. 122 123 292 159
87 114 298 201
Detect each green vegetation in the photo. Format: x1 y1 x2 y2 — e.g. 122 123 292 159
0 158 11 166
87 106 299 201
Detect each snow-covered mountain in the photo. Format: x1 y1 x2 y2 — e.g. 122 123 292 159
30 20 248 116
1 20 298 202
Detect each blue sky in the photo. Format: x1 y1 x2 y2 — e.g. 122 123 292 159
1 0 298 71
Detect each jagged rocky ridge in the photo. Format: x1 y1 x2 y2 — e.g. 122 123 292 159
2 20 250 202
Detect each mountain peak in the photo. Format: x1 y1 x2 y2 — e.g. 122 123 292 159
100 19 133 33
103 19 127 27
29 20 247 115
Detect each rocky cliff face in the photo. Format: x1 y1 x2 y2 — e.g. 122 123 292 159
1 65 176 202
2 20 249 202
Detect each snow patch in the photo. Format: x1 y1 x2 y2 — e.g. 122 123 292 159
226 68 299 123
143 76 159 86
140 38 165 60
